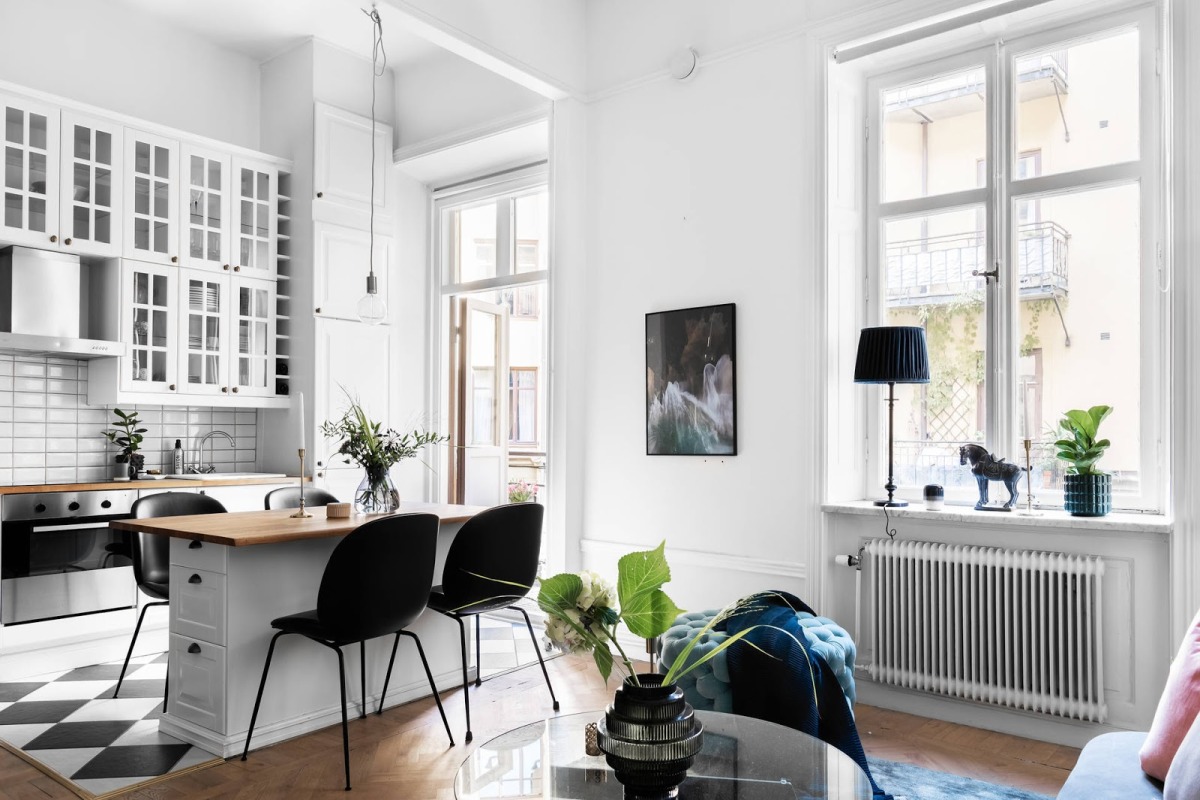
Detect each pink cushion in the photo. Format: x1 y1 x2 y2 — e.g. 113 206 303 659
1165 714 1200 800
1141 607 1200 781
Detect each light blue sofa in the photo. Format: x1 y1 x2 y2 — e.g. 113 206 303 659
1056 732 1163 799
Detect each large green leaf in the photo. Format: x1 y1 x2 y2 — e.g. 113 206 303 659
592 644 614 683
1088 405 1113 429
1065 409 1097 439
616 542 683 639
538 573 582 615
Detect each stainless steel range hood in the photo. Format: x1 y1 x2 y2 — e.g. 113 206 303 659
0 246 126 360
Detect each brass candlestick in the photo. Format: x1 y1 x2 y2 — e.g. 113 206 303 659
1018 438 1042 517
290 448 313 518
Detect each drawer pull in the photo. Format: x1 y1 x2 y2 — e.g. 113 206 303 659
189 540 202 549
188 643 201 654
188 573 202 584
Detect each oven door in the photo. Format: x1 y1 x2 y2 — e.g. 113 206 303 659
1 520 137 625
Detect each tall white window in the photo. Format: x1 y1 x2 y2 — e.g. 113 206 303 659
866 7 1163 510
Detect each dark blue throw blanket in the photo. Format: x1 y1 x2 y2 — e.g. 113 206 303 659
721 590 892 800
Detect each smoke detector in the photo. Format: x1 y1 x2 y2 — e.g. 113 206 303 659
669 47 699 81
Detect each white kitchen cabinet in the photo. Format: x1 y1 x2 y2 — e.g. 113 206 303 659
121 259 178 394
179 270 276 399
180 145 230 272
231 276 276 397
313 220 391 323
232 157 276 278
0 92 59 249
123 129 180 266
313 102 391 222
167 632 226 733
59 110 122 258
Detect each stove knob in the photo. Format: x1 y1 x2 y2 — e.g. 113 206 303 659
34 503 45 513
68 501 80 512
101 500 112 509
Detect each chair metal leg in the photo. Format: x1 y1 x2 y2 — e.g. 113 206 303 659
162 660 169 714
454 615 473 742
332 644 351 791
241 631 286 761
474 615 482 687
402 631 455 746
517 606 560 711
359 640 367 720
378 632 401 715
114 600 167 698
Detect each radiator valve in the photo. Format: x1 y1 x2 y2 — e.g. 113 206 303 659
834 553 861 568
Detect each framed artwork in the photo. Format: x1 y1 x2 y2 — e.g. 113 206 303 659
645 303 737 455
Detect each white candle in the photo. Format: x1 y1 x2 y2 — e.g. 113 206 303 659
1023 390 1032 439
297 392 305 451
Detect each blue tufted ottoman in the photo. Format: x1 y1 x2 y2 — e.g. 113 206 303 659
658 609 857 713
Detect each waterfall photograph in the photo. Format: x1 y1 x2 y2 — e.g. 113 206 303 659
646 303 737 455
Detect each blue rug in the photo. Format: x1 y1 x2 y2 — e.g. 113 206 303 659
870 758 1055 800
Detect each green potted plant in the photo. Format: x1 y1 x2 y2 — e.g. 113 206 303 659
103 408 146 481
1054 405 1113 517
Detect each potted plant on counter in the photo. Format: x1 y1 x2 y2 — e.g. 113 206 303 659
1055 405 1113 517
104 408 145 481
320 397 446 514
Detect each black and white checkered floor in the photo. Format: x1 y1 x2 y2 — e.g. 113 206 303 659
0 652 216 795
477 615 543 678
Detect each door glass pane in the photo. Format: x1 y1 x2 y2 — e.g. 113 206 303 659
28 153 45 195
209 160 221 191
191 155 203 186
96 130 111 165
457 203 497 282
134 177 149 215
1015 28 1138 178
153 181 168 218
135 142 149 174
74 125 89 160
189 228 203 258
134 217 149 250
189 353 202 384
257 171 268 199
96 210 110 243
134 272 148 305
28 198 44 232
883 66 987 202
253 321 267 355
73 164 89 203
153 220 167 253
152 274 167 306
3 193 18 228
1016 182 1140 497
154 146 169 179
208 192 221 227
5 108 22 144
883 206 987 491
152 310 167 347
240 200 252 235
514 192 548 273
5 147 20 189
29 114 45 150
189 190 203 225
207 232 220 260
152 350 166 382
95 168 110 207
469 308 498 445
73 205 89 239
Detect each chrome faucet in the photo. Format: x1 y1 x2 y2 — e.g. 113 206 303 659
190 431 236 474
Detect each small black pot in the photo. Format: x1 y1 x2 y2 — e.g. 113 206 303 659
1063 473 1111 517
596 674 704 799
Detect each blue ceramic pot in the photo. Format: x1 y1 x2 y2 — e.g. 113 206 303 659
1063 474 1111 517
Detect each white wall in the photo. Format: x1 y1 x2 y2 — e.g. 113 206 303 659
0 0 261 150
393 50 547 148
578 35 822 612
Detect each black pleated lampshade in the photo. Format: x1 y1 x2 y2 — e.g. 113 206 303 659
854 326 931 384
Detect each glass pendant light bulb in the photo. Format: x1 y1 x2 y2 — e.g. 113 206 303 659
357 274 386 325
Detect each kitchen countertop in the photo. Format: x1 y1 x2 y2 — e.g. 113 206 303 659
109 502 488 546
0 475 307 495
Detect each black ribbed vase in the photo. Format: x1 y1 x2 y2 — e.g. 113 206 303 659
596 674 704 799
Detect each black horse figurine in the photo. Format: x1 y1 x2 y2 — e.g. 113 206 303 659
959 443 1026 510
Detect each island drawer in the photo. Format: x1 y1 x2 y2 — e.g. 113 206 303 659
171 537 228 574
168 633 227 733
170 567 227 645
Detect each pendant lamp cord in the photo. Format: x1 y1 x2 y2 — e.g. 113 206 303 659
363 7 386 292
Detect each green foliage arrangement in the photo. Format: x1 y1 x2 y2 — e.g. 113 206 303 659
1055 405 1113 476
320 397 446 472
103 408 145 462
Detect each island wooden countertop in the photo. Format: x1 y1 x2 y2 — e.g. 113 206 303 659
109 502 489 547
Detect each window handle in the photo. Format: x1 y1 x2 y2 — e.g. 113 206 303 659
972 268 999 283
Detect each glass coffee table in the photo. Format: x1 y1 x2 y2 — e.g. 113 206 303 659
454 710 873 799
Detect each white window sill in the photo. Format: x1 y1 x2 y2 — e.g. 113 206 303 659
822 500 1172 534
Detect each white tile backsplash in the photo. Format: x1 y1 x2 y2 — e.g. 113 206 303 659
0 355 259 485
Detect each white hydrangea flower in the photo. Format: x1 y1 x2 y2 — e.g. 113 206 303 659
576 570 616 614
545 607 588 653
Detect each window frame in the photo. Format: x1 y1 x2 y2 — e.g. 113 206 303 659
509 366 539 447
863 5 1165 512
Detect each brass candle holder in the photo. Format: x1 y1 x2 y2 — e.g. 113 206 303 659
290 448 313 518
1018 438 1042 517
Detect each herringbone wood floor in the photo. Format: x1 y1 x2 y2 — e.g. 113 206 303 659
0 656 1079 799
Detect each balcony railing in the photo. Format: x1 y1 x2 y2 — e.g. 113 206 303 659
886 221 1069 307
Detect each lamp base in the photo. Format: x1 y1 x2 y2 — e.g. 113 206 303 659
873 499 908 508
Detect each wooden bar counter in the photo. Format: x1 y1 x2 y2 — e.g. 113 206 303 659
111 502 487 757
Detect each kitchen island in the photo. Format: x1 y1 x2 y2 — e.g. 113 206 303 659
110 502 487 757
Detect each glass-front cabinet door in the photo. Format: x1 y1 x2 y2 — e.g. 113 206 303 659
1 93 59 248
180 270 226 396
124 130 179 266
59 111 121 257
232 158 276 277
121 260 177 394
180 146 229 272
231 276 275 397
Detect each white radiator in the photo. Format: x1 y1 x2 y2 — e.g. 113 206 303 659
864 539 1107 722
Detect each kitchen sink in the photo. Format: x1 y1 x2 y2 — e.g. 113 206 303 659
172 472 288 480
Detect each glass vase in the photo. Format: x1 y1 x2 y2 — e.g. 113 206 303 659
355 466 399 514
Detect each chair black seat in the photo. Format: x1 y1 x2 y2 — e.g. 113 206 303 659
427 586 523 616
264 486 339 510
139 581 169 602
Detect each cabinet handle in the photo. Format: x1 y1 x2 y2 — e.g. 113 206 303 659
317 471 324 478
187 643 201 654
169 383 176 391
64 237 72 246
232 386 239 393
315 307 321 314
234 265 241 272
316 191 324 198
223 264 230 271
188 540 202 549
49 235 57 243
317 461 323 467
221 386 229 393
171 256 178 263
188 573 202 584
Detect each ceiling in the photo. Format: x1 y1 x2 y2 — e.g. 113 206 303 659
109 0 445 67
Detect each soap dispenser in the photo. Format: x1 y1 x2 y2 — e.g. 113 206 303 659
173 439 184 474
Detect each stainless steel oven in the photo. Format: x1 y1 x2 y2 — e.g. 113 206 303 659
0 489 137 625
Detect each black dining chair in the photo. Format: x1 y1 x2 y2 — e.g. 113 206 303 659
241 512 454 791
264 486 339 510
114 491 227 706
428 502 558 743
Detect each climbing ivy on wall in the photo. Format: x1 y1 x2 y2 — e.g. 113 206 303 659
916 291 984 425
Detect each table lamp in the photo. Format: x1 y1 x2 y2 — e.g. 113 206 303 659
854 326 931 507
